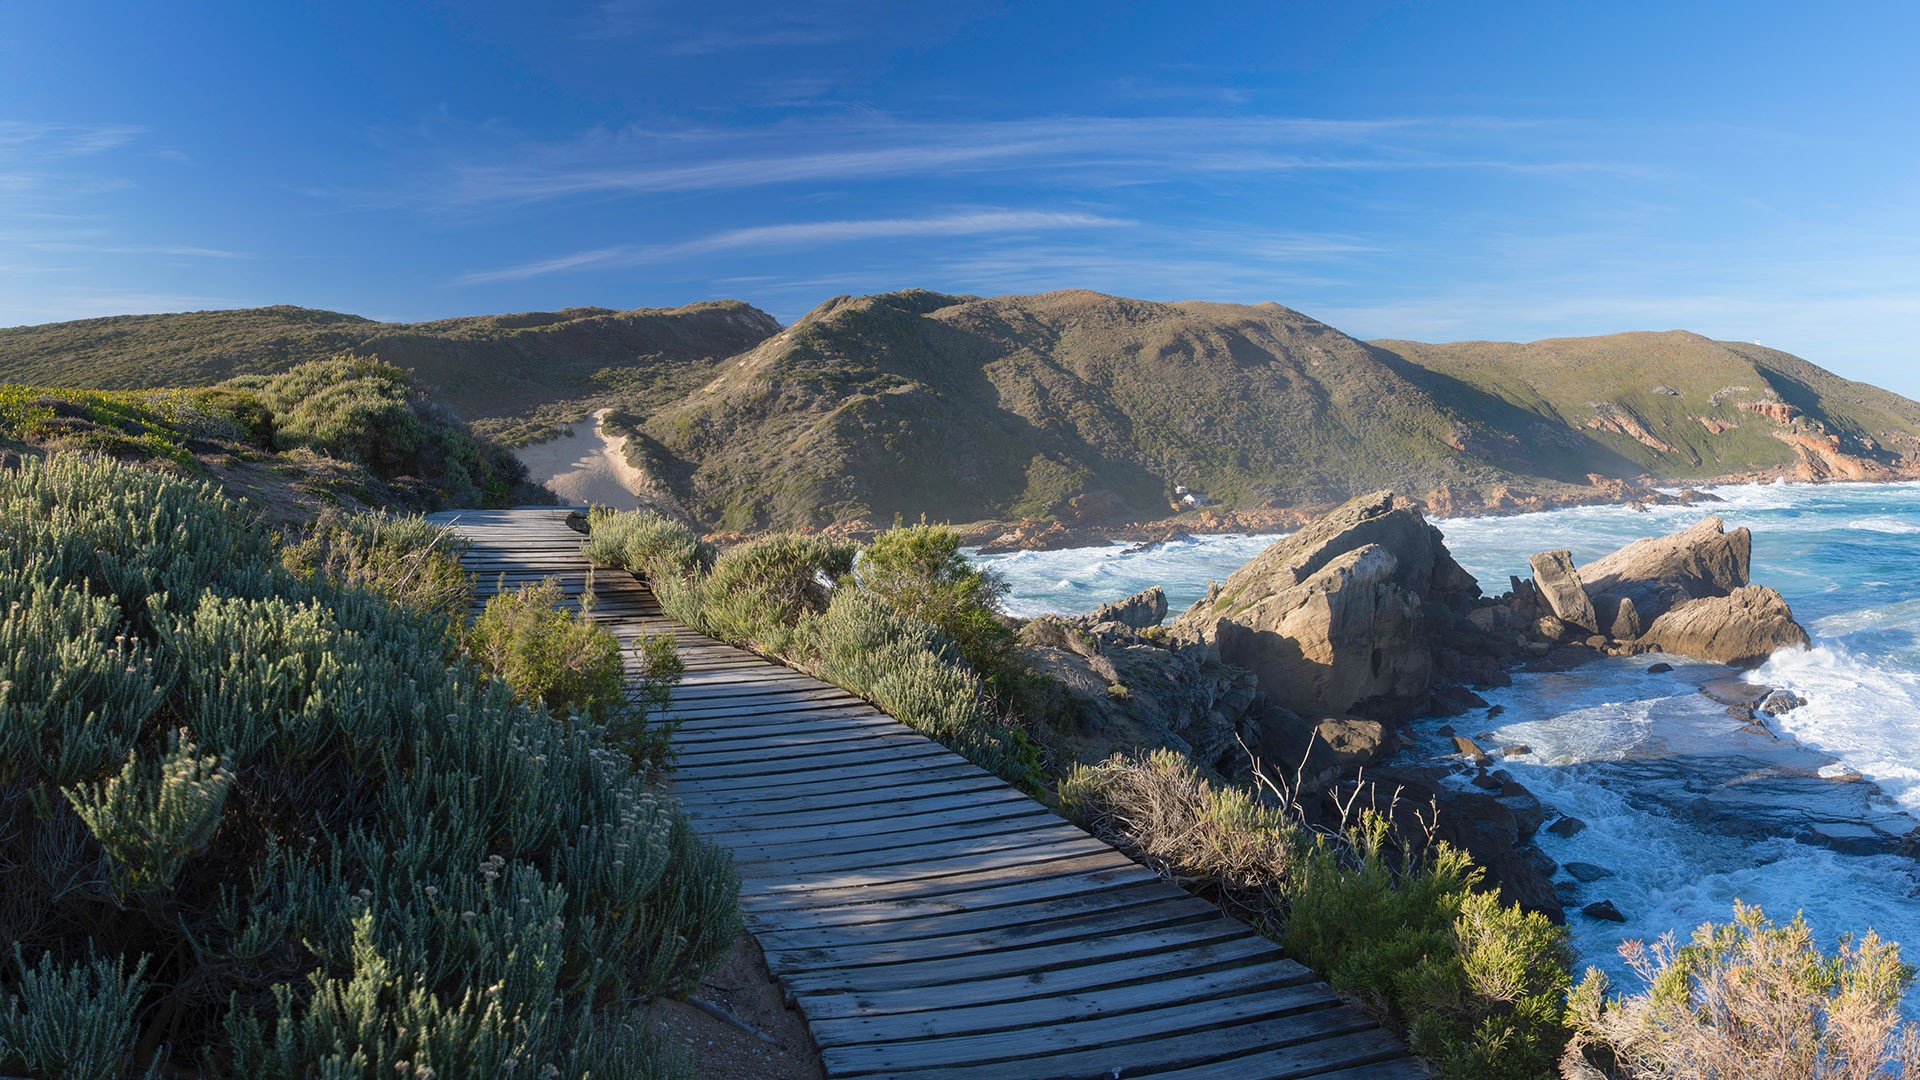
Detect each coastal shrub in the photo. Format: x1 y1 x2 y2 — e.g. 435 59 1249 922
801 589 1041 787
468 578 630 723
583 510 1041 788
582 508 714 583
697 532 855 652
280 508 474 626
1060 750 1572 1080
1568 901 1920 1078
225 355 529 508
856 523 1016 678
0 454 738 1077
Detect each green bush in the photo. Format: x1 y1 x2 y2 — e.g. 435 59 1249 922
468 578 629 724
1060 750 1572 1080
583 510 1042 789
280 509 474 627
1569 901 1920 1078
226 355 529 508
856 523 1016 679
0 454 737 1077
697 533 855 652
800 589 1040 787
582 509 714 584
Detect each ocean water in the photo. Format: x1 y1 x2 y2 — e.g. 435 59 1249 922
976 481 1920 1007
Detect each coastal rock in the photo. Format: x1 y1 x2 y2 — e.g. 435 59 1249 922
1564 862 1614 883
1582 900 1627 922
1080 585 1169 630
1641 586 1812 667
1578 516 1752 622
1647 662 1674 674
1761 689 1808 715
1546 816 1587 838
1019 619 1264 776
1593 593 1643 640
1528 549 1599 633
1171 490 1479 722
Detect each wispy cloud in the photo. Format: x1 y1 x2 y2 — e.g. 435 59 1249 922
21 239 250 259
456 209 1130 284
440 114 1566 207
0 120 146 159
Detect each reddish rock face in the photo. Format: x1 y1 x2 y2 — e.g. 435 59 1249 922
1740 400 1801 425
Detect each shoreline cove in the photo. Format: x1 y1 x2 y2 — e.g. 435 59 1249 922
974 478 1920 1012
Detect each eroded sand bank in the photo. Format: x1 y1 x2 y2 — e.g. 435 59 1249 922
514 409 651 509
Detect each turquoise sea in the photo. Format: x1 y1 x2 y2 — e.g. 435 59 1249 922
975 481 1920 1007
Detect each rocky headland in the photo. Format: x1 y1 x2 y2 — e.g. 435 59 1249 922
1016 489 1848 921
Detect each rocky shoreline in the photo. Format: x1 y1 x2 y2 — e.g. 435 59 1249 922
1004 488 1918 924
950 465 1920 554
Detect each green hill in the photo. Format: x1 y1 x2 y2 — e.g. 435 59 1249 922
631 290 1920 530
1378 331 1920 483
8 290 1918 531
0 300 780 444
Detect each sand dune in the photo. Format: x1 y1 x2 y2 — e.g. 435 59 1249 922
515 409 652 509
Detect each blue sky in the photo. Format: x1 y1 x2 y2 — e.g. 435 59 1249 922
4 1 1920 393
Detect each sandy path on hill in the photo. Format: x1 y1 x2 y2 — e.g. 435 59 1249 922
514 408 652 509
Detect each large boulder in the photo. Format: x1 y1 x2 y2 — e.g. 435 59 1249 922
1640 585 1812 667
1527 550 1598 634
1171 491 1480 723
1080 585 1168 630
1580 516 1752 622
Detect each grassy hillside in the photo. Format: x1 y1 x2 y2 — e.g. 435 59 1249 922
10 291 1919 531
0 356 542 521
1378 331 1920 482
638 290 1622 530
0 301 780 445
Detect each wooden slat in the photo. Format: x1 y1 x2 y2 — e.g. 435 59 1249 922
439 509 1419 1080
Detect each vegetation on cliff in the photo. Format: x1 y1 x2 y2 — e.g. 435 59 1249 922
0 301 780 447
14 290 1920 532
0 456 738 1076
0 356 540 518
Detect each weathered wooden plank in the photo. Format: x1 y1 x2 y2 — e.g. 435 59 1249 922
671 753 973 797
672 767 1001 813
765 895 1218 974
744 859 1169 934
673 745 958 787
847 1001 1380 1080
738 823 1099 880
672 729 935 767
718 808 1066 864
792 934 1285 1020
814 981 1341 1072
752 878 1185 951
775 918 1258 995
807 954 1316 1046
737 848 1146 914
690 791 1045 842
1128 1031 1423 1079
672 737 951 777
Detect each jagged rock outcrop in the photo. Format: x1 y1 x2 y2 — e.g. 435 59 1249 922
1078 586 1168 631
1019 615 1262 777
1170 491 1480 723
1640 585 1812 666
1527 550 1598 634
1579 516 1751 623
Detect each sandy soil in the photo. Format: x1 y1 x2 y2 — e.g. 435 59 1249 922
650 933 826 1080
514 409 653 509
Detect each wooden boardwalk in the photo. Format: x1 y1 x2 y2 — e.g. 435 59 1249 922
430 507 1422 1080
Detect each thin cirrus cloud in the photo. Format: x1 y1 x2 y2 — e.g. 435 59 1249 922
456 210 1131 285
443 114 1559 206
